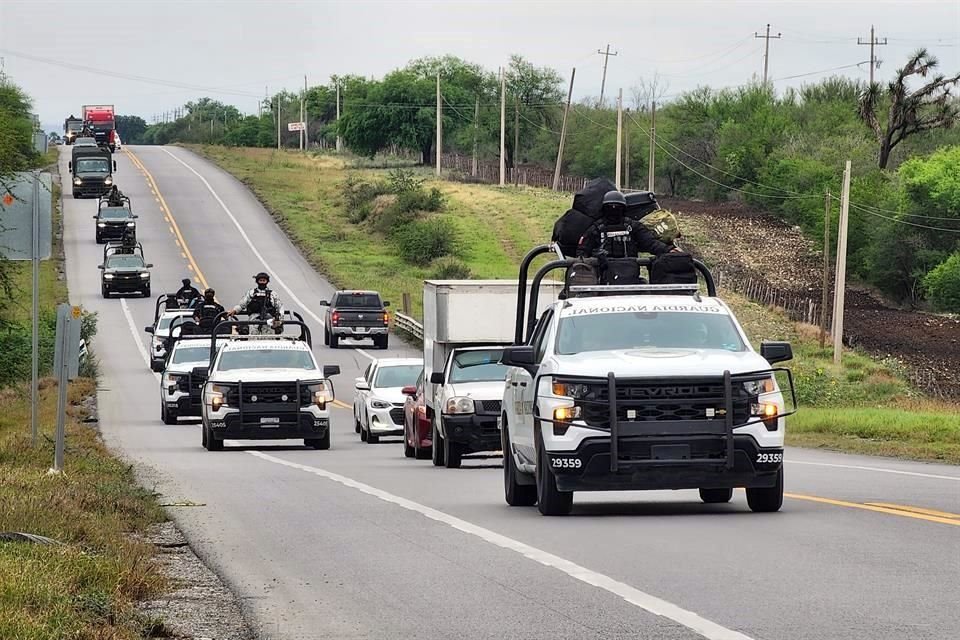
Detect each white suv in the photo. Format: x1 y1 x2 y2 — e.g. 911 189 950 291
353 357 422 444
501 291 794 516
200 323 340 451
160 336 227 425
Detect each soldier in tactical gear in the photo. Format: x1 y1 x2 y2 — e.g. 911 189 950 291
577 191 677 260
106 185 127 207
175 278 202 308
193 288 225 332
228 272 284 333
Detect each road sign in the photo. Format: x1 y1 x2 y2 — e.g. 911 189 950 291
0 171 52 261
54 304 82 381
287 122 305 132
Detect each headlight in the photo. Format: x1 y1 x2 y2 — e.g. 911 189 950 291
104 177 113 185
743 377 776 396
73 178 82 185
370 399 391 410
551 379 589 398
140 272 150 278
97 222 106 228
444 396 474 414
304 382 333 409
751 401 781 431
103 274 114 280
126 222 135 227
206 383 231 410
163 373 185 394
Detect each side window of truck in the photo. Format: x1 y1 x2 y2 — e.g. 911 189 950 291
531 310 554 363
362 363 372 381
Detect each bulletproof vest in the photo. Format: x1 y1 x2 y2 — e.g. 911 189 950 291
196 303 221 327
246 288 275 316
597 220 637 258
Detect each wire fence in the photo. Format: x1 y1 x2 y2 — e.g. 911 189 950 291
439 153 589 192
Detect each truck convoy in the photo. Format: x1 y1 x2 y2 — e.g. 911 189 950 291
82 104 117 152
63 115 83 144
70 145 116 198
422 280 562 468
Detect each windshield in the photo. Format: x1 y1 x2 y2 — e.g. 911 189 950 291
171 345 211 365
336 293 381 308
374 364 421 388
106 256 144 269
99 207 130 219
67 122 83 131
217 348 317 372
157 313 190 331
448 349 508 383
76 158 110 173
556 311 745 355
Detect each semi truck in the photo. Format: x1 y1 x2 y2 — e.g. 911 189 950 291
423 279 562 468
82 105 117 152
63 115 84 144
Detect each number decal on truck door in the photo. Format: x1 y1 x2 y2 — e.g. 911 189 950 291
551 457 582 469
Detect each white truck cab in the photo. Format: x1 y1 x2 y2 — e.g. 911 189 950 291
500 246 795 515
199 317 340 451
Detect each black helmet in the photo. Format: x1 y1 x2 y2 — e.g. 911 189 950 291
601 190 627 222
601 190 627 208
181 278 191 286
254 271 270 283
203 288 215 300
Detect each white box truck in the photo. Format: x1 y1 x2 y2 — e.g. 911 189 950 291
423 280 561 469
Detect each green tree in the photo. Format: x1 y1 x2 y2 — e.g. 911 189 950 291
115 115 148 144
924 252 960 312
858 49 960 169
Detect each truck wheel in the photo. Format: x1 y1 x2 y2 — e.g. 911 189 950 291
536 439 573 516
162 405 178 426
367 431 379 444
354 416 361 434
404 430 415 458
746 468 784 513
443 434 462 469
305 429 331 450
360 425 368 442
72 191 79 199
95 233 103 244
101 285 109 298
323 328 330 346
376 335 389 350
329 333 339 349
143 286 151 298
503 418 536 506
203 423 222 451
699 488 733 504
431 420 445 467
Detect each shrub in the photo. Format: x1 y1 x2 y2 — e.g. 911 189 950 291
395 219 459 266
340 173 389 221
387 168 425 194
430 256 472 279
397 186 444 213
924 252 960 312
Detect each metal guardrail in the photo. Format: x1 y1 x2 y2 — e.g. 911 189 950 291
393 312 423 340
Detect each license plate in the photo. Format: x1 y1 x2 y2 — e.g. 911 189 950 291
260 417 280 426
354 327 367 333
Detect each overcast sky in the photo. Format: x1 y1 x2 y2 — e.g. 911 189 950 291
2 0 958 131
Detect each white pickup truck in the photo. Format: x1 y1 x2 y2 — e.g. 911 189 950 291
198 317 340 451
499 247 796 515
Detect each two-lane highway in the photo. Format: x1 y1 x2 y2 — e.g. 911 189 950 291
61 145 959 640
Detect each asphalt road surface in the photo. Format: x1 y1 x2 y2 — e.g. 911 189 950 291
61 146 960 640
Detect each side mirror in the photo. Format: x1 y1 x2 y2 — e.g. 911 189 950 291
383 301 391 307
502 345 537 373
113 161 117 171
401 385 417 396
144 263 154 268
91 215 98 219
132 215 139 219
323 365 340 378
144 326 154 334
429 371 444 385
318 300 330 306
760 341 793 365
68 161 72 172
355 380 370 391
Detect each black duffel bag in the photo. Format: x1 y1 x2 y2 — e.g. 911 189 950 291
649 252 698 285
602 258 643 286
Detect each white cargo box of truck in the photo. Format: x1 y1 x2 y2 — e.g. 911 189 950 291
422 279 562 411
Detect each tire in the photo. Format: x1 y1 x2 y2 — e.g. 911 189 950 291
360 425 368 442
143 286 151 298
443 431 462 469
746 467 784 513
95 233 103 244
404 429 415 458
323 328 330 346
367 432 379 444
354 416 361 434
415 440 432 460
536 438 573 516
203 423 222 451
330 333 339 349
431 419 445 467
305 429 331 450
72 191 79 199
162 405 178 426
699 488 734 504
101 285 108 298
502 417 537 507
377 335 389 350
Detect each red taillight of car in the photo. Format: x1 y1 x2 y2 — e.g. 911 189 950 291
331 311 339 326
382 312 389 325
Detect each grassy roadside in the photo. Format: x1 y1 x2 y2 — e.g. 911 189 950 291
0 155 168 638
190 145 960 464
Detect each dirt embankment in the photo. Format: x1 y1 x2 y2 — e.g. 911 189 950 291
663 198 960 397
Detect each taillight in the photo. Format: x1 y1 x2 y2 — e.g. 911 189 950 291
382 312 389 325
331 311 339 326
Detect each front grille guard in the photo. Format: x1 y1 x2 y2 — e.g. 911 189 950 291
536 368 796 472
220 381 312 425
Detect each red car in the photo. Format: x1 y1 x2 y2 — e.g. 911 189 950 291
402 369 432 459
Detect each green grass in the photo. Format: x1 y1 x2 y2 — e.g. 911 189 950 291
191 145 960 464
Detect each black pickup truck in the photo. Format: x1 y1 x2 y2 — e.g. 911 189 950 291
319 290 390 349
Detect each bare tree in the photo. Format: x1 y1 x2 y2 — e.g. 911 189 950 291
630 73 671 111
858 49 960 169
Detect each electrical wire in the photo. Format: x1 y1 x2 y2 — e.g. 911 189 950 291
833 196 960 222
845 200 960 233
518 111 562 136
771 62 869 82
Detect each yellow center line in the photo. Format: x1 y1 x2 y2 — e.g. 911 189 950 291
332 400 351 410
786 492 960 527
864 502 960 520
125 149 209 291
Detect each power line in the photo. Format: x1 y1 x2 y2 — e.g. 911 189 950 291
844 200 960 233
771 61 868 82
838 197 960 222
858 25 888 85
755 23 782 86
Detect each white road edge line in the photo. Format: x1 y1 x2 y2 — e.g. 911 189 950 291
787 459 960 482
158 147 376 362
120 299 161 381
245 450 755 640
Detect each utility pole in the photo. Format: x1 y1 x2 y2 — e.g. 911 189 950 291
615 88 623 190
513 97 520 179
647 100 656 192
276 97 281 150
553 67 576 191
624 109 630 190
499 69 506 187
820 189 831 348
832 162 852 364
472 95 479 177
435 72 442 176
300 75 306 151
755 24 782 87
335 79 342 152
597 44 618 107
858 25 888 86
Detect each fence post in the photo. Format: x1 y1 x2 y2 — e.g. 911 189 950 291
402 292 411 316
